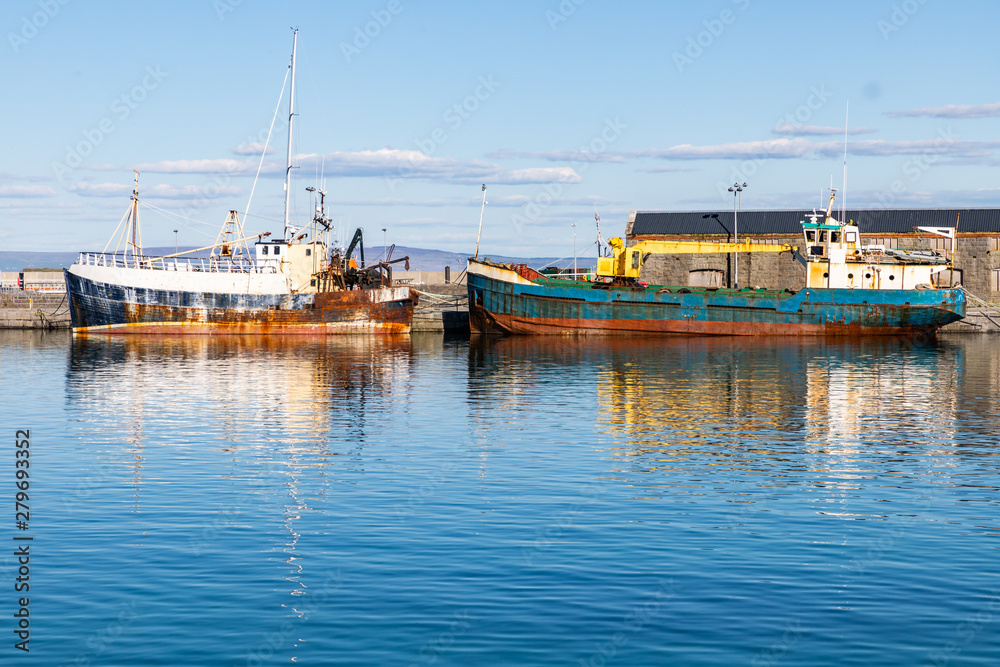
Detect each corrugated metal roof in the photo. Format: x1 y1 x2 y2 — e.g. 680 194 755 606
631 208 1000 236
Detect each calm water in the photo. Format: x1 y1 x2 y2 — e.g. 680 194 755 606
2 330 999 666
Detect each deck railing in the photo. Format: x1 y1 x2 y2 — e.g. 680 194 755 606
75 253 277 274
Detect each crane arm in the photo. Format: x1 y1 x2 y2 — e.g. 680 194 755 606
598 236 794 279
344 228 365 267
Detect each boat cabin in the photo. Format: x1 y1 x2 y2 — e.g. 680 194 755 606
255 239 329 292
801 213 952 290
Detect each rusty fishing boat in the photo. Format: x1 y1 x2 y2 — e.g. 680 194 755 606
467 191 965 336
65 30 415 334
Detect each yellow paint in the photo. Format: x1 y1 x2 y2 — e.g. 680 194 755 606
597 237 793 279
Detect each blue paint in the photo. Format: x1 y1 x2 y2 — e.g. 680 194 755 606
468 266 966 333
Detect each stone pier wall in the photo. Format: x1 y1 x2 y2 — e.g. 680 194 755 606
0 292 71 329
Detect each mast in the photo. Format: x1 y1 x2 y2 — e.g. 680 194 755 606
129 170 142 265
283 28 298 241
474 184 487 260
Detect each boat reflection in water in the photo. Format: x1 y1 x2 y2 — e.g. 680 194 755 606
67 334 414 608
591 336 987 505
68 334 414 447
468 334 994 510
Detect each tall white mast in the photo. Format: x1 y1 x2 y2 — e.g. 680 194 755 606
283 28 298 241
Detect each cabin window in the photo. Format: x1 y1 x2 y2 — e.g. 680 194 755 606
846 232 857 243
831 232 840 243
274 246 281 256
631 251 640 270
310 279 316 286
933 269 963 286
306 248 312 256
819 231 828 242
806 231 816 242
261 246 268 256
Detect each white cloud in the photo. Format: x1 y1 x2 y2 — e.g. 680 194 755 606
67 182 131 197
130 158 257 175
637 137 1000 160
233 142 276 156
635 166 697 173
486 149 628 163
886 102 1000 119
296 149 582 184
499 167 582 184
845 139 1000 158
0 172 53 184
68 182 243 200
120 149 582 186
0 185 56 197
637 138 818 160
773 123 877 136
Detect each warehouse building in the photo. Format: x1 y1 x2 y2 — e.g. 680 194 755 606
626 208 1000 298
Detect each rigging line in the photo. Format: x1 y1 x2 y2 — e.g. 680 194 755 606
241 211 285 225
529 240 598 272
243 62 291 229
140 201 218 237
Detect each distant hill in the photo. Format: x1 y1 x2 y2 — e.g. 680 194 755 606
1 246 590 273
0 248 193 272
392 246 585 272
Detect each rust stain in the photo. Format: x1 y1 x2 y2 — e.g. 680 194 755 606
80 288 417 335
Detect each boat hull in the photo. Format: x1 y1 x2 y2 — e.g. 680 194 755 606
467 260 965 336
65 266 415 334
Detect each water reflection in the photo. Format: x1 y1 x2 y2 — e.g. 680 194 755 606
467 334 999 504
66 334 416 614
68 334 414 450
585 336 1000 500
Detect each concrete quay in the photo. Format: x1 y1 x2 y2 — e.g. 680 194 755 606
412 284 469 333
940 307 1000 334
0 292 71 329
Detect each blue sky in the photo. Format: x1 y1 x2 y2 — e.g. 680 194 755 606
2 0 999 257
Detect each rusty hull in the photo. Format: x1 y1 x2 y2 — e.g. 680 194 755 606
65 269 417 334
466 259 965 337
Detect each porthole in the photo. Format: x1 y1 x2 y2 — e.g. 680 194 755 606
823 272 829 278
847 273 854 279
889 275 895 281
865 273 872 279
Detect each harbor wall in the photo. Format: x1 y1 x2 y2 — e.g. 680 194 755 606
0 292 71 329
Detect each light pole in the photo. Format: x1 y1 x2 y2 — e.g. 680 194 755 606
571 223 577 277
727 182 747 289
173 229 178 254
382 228 386 262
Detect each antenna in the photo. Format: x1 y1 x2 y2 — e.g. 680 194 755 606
842 100 849 222
593 212 598 251
282 28 299 241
